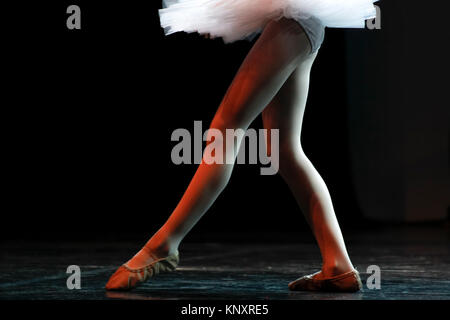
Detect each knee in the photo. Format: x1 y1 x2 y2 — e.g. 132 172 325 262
277 139 308 175
202 117 238 193
262 116 304 174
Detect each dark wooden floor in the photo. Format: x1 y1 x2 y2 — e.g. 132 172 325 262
1 225 449 300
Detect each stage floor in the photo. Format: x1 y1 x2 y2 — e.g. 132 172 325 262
1 225 449 300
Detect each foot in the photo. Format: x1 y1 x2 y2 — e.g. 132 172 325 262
105 246 180 291
288 267 362 292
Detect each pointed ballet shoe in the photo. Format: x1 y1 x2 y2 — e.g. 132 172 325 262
288 269 362 292
105 251 180 291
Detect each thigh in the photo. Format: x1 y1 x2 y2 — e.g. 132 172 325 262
262 51 318 152
212 18 313 130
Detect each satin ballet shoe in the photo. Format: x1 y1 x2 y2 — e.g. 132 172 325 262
105 250 180 291
288 269 362 292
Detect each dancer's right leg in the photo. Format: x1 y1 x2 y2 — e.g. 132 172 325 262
115 18 314 273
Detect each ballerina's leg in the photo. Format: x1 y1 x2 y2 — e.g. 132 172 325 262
262 62 355 279
126 18 314 269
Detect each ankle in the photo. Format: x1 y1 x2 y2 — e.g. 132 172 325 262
321 262 354 278
143 239 178 258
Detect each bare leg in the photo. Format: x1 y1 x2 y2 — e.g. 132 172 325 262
262 58 354 279
123 18 313 269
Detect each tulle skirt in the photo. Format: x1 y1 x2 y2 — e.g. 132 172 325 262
159 0 378 43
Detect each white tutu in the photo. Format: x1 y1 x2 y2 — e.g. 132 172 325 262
159 0 378 43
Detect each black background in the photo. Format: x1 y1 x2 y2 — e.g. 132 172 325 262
3 1 447 242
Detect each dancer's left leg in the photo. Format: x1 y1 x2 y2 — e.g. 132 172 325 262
262 64 355 281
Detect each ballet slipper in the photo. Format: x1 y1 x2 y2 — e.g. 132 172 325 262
288 269 362 292
105 251 179 291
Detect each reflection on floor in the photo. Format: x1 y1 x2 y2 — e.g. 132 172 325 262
1 225 449 300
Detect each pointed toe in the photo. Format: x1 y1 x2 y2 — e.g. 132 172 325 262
105 251 180 291
105 266 132 291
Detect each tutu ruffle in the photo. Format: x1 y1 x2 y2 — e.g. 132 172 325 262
159 0 378 43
